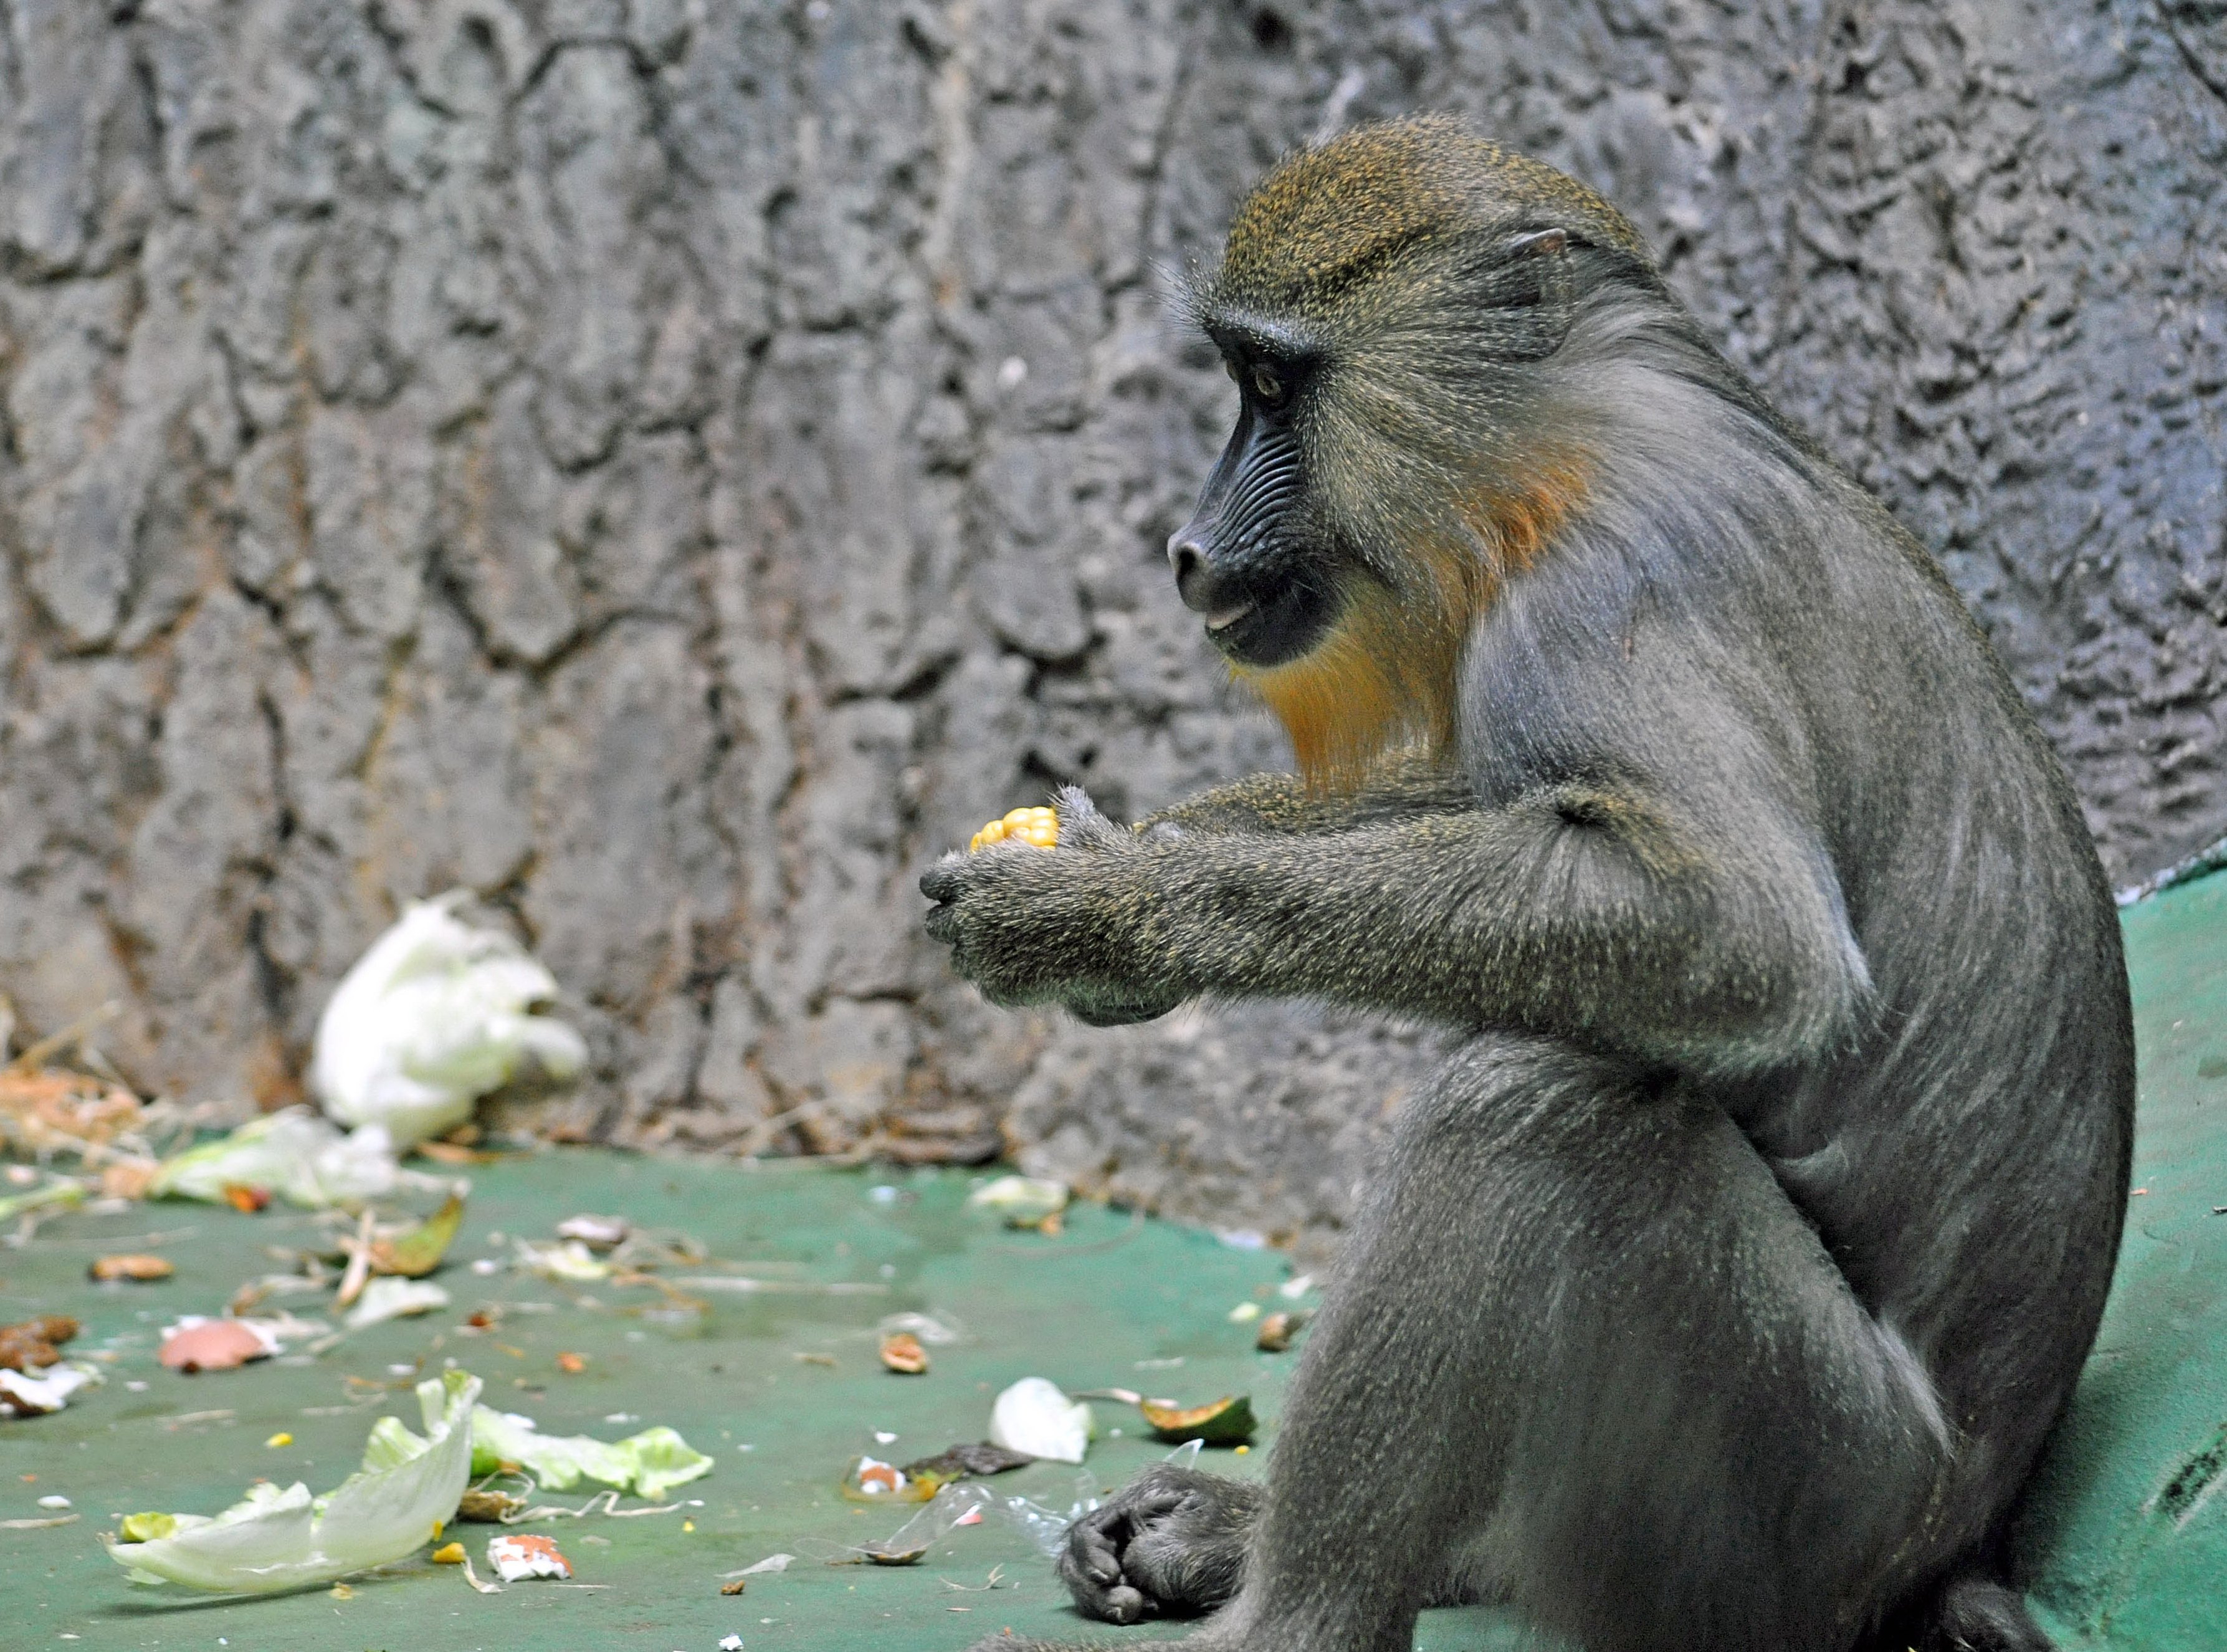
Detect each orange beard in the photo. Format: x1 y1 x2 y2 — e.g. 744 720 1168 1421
1234 453 1588 791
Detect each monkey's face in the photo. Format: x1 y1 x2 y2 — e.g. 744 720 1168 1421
1162 117 1653 780
1166 334 1346 669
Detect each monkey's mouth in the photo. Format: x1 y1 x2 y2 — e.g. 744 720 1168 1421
1201 579 1339 667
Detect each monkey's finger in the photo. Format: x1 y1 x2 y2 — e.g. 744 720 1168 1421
1052 783 1102 824
1062 1516 1128 1587
918 857 967 904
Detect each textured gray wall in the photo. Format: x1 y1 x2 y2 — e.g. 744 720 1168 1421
1 1 2221 1246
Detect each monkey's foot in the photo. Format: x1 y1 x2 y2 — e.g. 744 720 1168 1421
969 806 1059 852
1057 1463 1261 1623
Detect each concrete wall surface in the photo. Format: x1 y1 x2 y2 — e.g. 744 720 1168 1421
0 0 2221 1242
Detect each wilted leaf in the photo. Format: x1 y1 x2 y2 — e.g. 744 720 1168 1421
371 1194 465 1277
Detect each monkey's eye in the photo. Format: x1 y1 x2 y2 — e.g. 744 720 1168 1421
1251 362 1285 404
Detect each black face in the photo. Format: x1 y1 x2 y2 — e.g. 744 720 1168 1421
1167 335 1344 667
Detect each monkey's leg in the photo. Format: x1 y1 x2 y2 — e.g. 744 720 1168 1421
1186 1037 1951 1652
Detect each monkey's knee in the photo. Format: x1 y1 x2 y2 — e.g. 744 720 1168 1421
1058 1464 1261 1623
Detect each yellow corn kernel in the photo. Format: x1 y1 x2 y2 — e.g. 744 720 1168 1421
967 806 1059 852
264 1432 293 1448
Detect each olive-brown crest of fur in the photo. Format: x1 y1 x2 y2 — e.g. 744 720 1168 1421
1199 113 1651 318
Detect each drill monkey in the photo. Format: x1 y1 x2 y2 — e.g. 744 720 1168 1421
922 116 2131 1652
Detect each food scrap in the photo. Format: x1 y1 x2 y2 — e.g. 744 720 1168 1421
344 1277 452 1331
1138 1393 1257 1446
431 1540 466 1563
986 1377 1094 1463
1256 1310 1310 1353
1078 1386 1258 1446
309 892 588 1148
879 1331 929 1374
106 1370 481 1592
90 1253 174 1282
158 1317 280 1373
486 1531 573 1582
899 1441 1034 1482
455 1484 525 1521
515 1239 611 1282
1 1359 102 1418
967 1175 1068 1231
370 1193 467 1277
720 1577 748 1595
0 1060 148 1163
469 1407 713 1499
556 1351 587 1374
555 1213 629 1249
843 1455 915 1499
0 1314 77 1372
150 1107 433 1211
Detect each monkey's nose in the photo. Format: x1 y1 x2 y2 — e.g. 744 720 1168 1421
1167 533 1209 609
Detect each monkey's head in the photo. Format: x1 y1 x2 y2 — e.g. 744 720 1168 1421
1171 115 1657 782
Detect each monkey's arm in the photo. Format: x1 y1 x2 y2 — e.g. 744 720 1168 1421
923 776 1866 1074
1135 749 1475 838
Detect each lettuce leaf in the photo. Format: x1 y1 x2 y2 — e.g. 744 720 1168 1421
469 1407 712 1499
105 1368 481 1592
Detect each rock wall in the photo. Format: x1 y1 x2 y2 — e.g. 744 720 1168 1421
1 0 2221 1245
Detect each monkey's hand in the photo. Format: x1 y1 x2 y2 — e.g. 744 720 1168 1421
1058 1463 1261 1623
921 788 1183 1024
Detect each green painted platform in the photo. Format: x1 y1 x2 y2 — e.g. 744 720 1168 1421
2021 871 2227 1650
0 869 2221 1651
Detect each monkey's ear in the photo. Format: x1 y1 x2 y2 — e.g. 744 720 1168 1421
1468 227 1576 360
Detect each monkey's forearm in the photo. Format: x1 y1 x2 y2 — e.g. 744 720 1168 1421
1138 751 1473 838
1107 795 1862 1069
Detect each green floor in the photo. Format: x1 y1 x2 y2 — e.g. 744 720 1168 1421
2 1154 1317 1651
1 870 2223 1651
2020 870 2227 1649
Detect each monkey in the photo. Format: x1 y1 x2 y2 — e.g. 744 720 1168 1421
920 115 2132 1652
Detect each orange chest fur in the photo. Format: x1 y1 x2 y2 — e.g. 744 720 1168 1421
1236 456 1588 790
